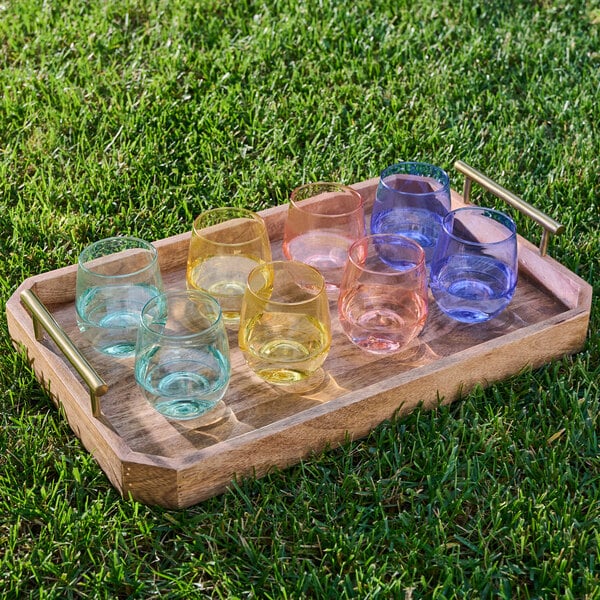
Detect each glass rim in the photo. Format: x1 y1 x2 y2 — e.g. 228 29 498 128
78 236 158 278
347 233 426 275
442 206 517 246
290 181 364 217
246 260 326 306
140 290 224 340
192 207 268 246
379 161 450 195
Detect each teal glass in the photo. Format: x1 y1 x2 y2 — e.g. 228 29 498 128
134 290 231 420
76 236 163 357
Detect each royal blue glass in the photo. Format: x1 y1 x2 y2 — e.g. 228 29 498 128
370 162 451 268
430 207 518 324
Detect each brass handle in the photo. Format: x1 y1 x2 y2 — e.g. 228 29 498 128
20 289 108 418
454 160 564 256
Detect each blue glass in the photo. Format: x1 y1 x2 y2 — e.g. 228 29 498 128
135 291 231 420
430 207 518 323
370 162 451 267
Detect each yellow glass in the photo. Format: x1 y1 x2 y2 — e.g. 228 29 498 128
239 260 332 386
186 207 272 327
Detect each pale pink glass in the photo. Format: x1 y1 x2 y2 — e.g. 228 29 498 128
282 182 365 294
338 234 429 355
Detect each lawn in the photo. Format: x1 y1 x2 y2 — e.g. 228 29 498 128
1 0 599 598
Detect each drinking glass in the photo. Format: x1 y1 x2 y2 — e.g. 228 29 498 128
282 182 365 294
370 162 451 267
338 234 428 354
76 236 163 357
134 290 231 420
186 207 272 327
238 260 332 386
429 206 518 323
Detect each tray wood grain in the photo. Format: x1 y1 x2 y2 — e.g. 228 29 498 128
6 176 592 508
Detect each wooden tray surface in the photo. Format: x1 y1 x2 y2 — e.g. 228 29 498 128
6 177 592 508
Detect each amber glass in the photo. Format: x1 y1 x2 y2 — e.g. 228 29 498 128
186 207 272 327
239 260 331 386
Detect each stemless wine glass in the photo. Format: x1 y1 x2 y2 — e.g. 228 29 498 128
282 182 365 294
338 234 429 354
370 162 451 268
238 260 332 386
429 206 518 323
134 290 231 420
186 207 272 327
76 236 163 357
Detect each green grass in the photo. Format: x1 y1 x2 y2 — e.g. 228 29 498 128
1 0 599 597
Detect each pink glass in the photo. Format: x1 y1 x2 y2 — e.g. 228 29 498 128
282 182 365 294
338 234 429 355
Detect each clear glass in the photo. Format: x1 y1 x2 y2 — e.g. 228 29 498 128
430 207 518 323
370 162 451 268
76 236 163 357
282 182 365 295
338 234 429 355
134 290 231 420
238 260 332 387
186 207 272 328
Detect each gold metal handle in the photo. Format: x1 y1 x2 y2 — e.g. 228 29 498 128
20 289 108 418
454 160 564 256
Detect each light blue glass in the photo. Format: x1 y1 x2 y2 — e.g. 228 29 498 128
370 162 451 267
430 207 518 324
76 237 163 357
134 290 231 420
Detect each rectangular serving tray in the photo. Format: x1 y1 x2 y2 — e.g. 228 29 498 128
6 163 593 508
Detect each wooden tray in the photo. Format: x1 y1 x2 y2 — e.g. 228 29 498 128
6 162 593 508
